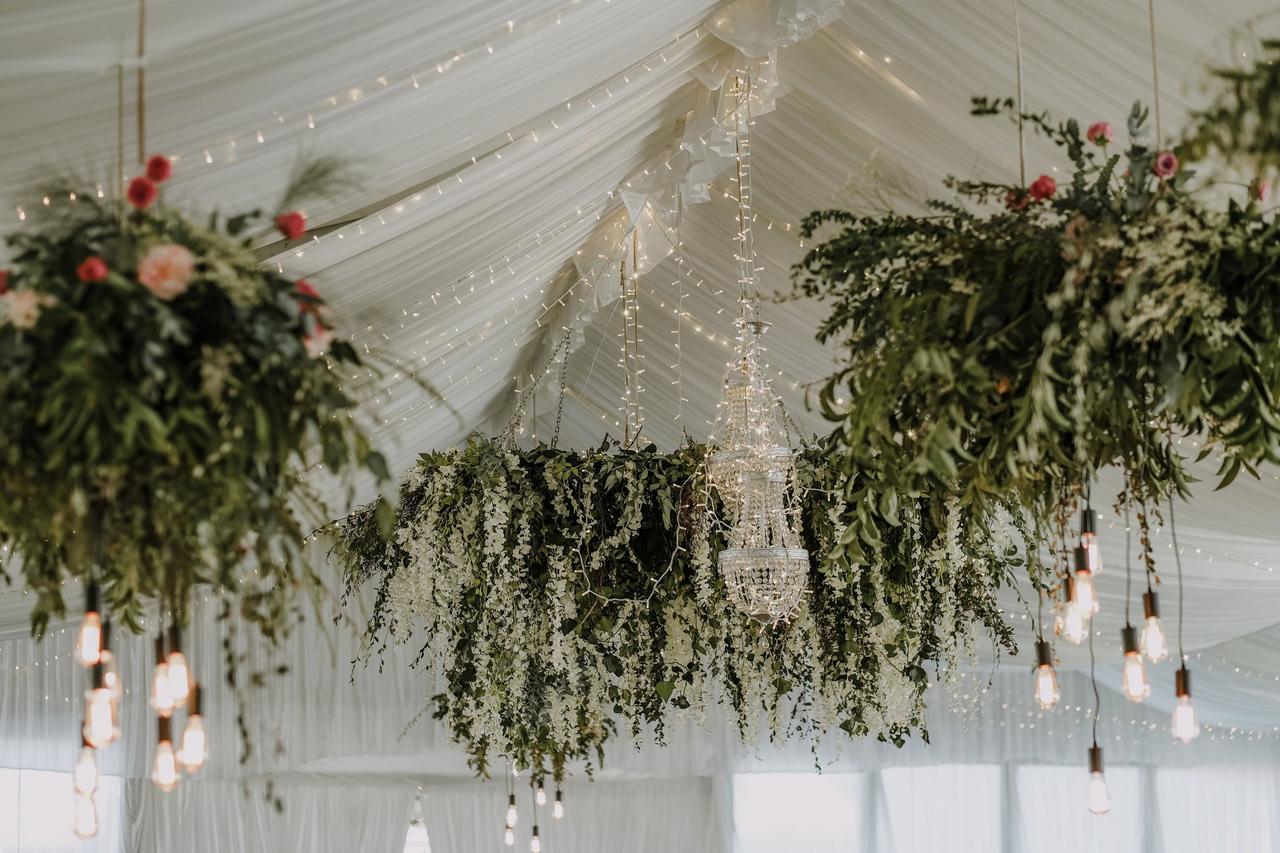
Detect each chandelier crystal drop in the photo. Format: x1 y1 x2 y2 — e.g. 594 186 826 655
709 67 809 626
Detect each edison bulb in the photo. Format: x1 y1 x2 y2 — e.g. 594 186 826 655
1141 616 1168 663
72 792 98 839
504 828 515 846
83 689 114 748
1034 664 1060 710
1062 607 1088 645
530 832 541 853
1172 696 1200 743
506 795 518 827
1071 571 1099 617
179 716 206 772
1087 771 1111 815
74 746 98 795
536 784 546 806
152 741 178 792
1121 652 1150 702
553 792 564 820
167 650 190 708
77 612 102 667
151 662 174 717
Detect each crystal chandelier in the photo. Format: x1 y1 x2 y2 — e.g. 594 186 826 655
709 68 809 626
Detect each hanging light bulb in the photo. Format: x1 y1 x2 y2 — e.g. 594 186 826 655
151 636 174 717
1140 590 1168 663
151 717 178 792
1079 507 1102 575
76 583 102 667
1172 665 1200 743
504 827 515 846
83 665 114 749
506 793 518 827
535 781 546 806
530 825 541 853
1071 546 1099 617
72 791 99 839
178 684 207 772
1120 625 1150 702
553 790 564 820
166 624 191 709
1032 639 1060 710
1087 746 1111 815
73 738 98 795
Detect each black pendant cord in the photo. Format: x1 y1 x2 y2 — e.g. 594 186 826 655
1088 611 1100 747
1168 496 1186 663
1123 506 1133 627
1036 586 1045 642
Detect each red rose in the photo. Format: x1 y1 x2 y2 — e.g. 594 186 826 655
127 176 157 210
76 256 108 283
145 155 172 183
0 270 8 295
1028 174 1057 201
1153 151 1179 179
275 211 306 240
1004 189 1029 211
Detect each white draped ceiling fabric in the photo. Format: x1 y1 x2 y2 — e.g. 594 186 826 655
3 0 1280 850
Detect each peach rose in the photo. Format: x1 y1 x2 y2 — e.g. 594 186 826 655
137 244 196 301
2 289 56 330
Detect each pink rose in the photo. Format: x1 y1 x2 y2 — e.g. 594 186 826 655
303 325 334 358
77 256 108 283
1029 174 1057 201
1153 151 1179 179
1085 122 1113 146
137 244 196 301
1249 176 1271 203
2 289 55 330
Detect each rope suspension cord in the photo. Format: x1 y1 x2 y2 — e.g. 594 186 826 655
136 0 147 164
1146 0 1163 145
1012 0 1027 187
1168 496 1186 663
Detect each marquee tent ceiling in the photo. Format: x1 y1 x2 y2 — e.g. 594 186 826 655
3 0 1280 744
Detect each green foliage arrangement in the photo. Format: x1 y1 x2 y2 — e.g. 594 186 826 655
0 155 390 640
334 436 1016 780
792 91 1280 580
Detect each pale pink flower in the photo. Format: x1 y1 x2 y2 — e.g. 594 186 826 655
2 289 55 330
1249 176 1272 204
137 244 196 301
1153 151 1179 179
1085 122 1113 145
